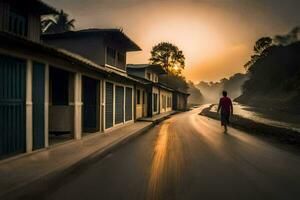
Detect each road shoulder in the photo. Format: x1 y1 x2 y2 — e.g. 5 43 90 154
200 104 300 145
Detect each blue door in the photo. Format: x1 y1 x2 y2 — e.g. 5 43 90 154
82 76 99 133
0 55 26 159
105 82 114 129
32 62 45 150
125 87 132 121
115 86 124 124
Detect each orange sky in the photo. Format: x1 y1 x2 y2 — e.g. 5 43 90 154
46 0 300 82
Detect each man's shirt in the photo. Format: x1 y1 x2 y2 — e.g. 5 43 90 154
219 97 233 114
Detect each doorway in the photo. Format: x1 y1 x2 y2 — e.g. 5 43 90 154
82 76 100 134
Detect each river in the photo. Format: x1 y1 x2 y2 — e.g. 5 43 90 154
210 103 300 132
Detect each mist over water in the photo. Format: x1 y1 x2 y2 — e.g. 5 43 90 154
196 73 248 104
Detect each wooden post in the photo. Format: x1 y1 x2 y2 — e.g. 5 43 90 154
26 59 33 152
74 72 82 140
44 64 49 148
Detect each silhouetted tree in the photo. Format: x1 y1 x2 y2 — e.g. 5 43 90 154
150 42 185 75
159 73 189 92
254 37 273 55
42 10 75 34
237 41 300 111
245 37 273 70
274 26 300 46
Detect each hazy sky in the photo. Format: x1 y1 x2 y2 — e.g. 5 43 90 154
44 0 300 82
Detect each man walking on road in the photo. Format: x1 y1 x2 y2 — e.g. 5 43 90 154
217 91 233 132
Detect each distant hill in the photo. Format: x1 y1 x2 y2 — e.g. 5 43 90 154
236 42 300 113
187 82 203 106
197 73 248 103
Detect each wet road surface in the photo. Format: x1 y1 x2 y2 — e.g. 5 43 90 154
36 108 300 200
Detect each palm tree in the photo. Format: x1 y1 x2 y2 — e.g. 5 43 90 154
42 10 75 34
150 42 185 75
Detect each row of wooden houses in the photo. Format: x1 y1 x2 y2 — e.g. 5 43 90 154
0 0 189 160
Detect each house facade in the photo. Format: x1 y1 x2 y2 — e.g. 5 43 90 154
0 0 84 158
42 29 142 131
0 0 189 160
127 64 174 118
172 90 190 111
0 0 139 159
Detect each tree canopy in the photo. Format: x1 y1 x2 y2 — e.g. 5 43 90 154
42 10 75 34
244 26 300 71
274 27 300 46
254 37 273 55
150 42 185 75
244 37 273 70
237 26 300 111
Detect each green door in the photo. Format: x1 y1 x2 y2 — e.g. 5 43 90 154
0 55 26 159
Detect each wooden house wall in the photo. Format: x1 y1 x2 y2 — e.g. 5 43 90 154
0 2 10 32
44 36 105 66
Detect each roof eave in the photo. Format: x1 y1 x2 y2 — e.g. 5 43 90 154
37 0 59 15
0 31 109 75
42 29 142 51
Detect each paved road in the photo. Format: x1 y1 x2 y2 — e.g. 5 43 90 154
31 108 300 200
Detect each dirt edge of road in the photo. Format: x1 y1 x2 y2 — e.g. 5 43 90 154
200 105 300 146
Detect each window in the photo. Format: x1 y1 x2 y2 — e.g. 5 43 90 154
154 75 158 82
117 52 125 69
167 96 171 107
146 72 151 80
9 10 27 37
106 47 116 66
167 97 169 107
137 89 141 104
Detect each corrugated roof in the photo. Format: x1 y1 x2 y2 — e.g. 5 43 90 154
127 74 153 85
42 29 141 51
36 0 59 14
0 31 143 84
0 31 188 94
104 67 141 83
127 64 167 74
127 64 150 69
56 48 108 72
7 0 58 15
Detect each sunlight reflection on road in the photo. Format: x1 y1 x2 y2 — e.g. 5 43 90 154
147 122 169 200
